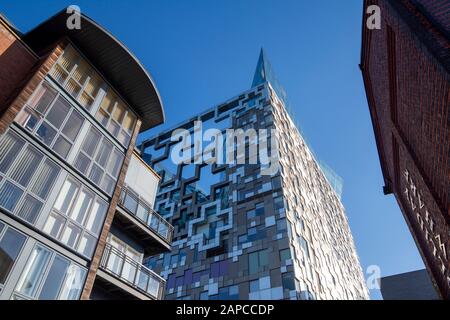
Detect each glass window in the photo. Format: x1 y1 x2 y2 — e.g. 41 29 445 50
282 273 296 291
84 200 107 235
45 176 107 258
61 223 81 248
15 243 86 300
16 245 51 298
250 279 259 293
43 212 66 239
38 255 70 300
50 45 104 112
10 146 42 187
0 132 24 174
54 179 79 215
30 159 60 200
0 132 60 226
70 189 93 225
17 82 86 160
280 248 291 261
96 89 136 146
74 126 124 196
0 227 26 285
58 265 86 300
16 195 43 224
248 250 269 275
0 181 23 212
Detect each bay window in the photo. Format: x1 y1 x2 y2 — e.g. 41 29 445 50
16 81 85 160
50 44 137 147
74 126 124 196
14 244 86 300
96 89 136 146
0 131 61 225
43 176 107 259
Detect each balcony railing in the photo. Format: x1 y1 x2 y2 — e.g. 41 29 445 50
119 186 173 243
100 243 165 300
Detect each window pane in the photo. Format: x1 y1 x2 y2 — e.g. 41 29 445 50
70 189 93 225
85 200 107 235
101 175 115 195
57 46 77 73
84 74 102 98
77 233 96 258
71 60 90 85
31 159 60 200
74 153 91 174
112 103 126 124
89 164 103 184
95 141 113 167
53 136 72 158
0 181 23 212
16 195 43 224
0 228 26 284
107 120 120 137
62 110 84 141
10 146 42 187
16 245 51 298
61 223 81 248
123 112 136 133
81 128 101 156
38 255 69 300
58 265 86 300
46 97 71 130
107 150 123 178
249 252 258 275
0 132 24 174
43 212 66 239
36 122 57 146
54 179 79 215
28 82 57 114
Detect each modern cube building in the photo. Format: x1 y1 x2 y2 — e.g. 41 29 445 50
360 0 449 299
0 9 172 300
141 51 369 300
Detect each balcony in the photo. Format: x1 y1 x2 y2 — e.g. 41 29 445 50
97 243 165 300
115 186 173 255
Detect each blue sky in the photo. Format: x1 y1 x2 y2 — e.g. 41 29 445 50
1 0 425 299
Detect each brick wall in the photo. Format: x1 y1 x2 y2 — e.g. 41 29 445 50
361 0 450 299
0 19 37 114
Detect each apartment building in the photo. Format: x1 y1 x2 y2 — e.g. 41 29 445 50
0 8 173 300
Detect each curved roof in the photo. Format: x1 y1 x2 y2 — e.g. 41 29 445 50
23 8 164 131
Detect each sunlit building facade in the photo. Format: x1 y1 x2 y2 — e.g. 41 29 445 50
0 9 172 300
142 51 369 300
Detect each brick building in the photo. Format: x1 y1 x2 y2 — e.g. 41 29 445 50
0 9 173 300
360 0 449 299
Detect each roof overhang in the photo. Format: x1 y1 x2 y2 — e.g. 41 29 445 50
22 8 165 131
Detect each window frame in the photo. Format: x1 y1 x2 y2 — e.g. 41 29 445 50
13 243 87 300
16 81 86 160
0 131 61 226
43 176 108 259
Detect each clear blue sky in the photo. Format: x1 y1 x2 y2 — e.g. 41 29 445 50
1 0 425 299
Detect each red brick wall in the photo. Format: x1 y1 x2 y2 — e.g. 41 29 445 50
362 0 450 299
0 19 37 113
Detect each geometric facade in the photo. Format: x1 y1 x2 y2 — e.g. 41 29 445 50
141 54 369 299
